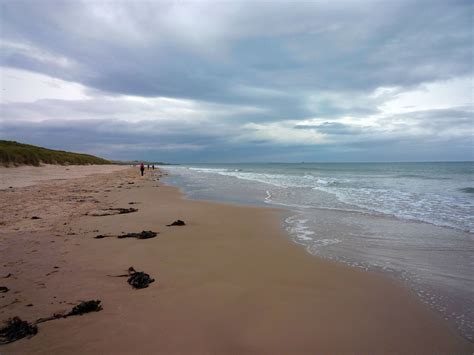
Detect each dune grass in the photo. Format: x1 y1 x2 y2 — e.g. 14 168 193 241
0 140 110 167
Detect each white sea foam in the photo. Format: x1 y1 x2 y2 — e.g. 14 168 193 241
179 165 474 233
285 216 340 248
264 190 272 203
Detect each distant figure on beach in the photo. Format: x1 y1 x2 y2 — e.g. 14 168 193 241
147 164 150 169
152 164 155 170
140 163 145 176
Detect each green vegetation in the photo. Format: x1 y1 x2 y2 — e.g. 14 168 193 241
0 140 111 167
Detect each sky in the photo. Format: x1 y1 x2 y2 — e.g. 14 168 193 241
0 0 472 163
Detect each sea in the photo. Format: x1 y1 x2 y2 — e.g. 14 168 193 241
161 162 474 341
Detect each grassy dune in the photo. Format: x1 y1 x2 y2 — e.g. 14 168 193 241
0 141 110 167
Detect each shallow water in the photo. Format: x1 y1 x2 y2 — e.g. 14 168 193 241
163 162 474 340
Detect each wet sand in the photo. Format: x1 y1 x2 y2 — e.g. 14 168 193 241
0 166 471 354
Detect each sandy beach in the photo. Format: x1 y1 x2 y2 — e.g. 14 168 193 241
0 165 471 354
0 164 129 190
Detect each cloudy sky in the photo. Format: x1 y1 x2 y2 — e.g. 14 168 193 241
0 0 472 162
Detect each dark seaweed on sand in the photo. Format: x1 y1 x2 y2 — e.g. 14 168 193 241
68 300 102 316
94 231 158 239
128 271 155 289
118 231 157 239
167 219 186 226
0 317 38 345
1 300 103 344
111 267 155 289
35 300 103 324
87 207 138 217
112 208 138 214
95 231 157 239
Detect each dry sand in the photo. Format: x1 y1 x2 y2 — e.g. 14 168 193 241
0 166 471 354
0 164 129 190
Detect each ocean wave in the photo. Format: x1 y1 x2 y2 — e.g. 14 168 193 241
189 167 346 189
321 186 474 233
285 215 341 250
188 167 229 173
394 174 452 180
176 165 474 233
459 187 474 194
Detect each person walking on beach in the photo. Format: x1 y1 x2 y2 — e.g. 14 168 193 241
152 164 155 170
140 162 145 176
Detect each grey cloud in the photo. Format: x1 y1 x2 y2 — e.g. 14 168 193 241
1 0 472 102
294 122 366 135
1 0 473 162
386 107 474 133
1 103 472 162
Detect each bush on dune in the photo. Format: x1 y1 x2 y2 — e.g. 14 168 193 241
0 140 110 167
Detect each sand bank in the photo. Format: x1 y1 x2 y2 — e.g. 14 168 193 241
0 167 471 354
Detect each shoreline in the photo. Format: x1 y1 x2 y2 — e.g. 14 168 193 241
163 165 474 341
0 166 471 353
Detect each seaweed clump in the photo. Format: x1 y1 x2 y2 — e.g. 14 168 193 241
127 267 155 289
95 231 157 239
87 208 138 217
167 220 186 226
67 300 102 316
0 317 38 345
1 301 103 345
35 300 103 325
117 231 157 239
